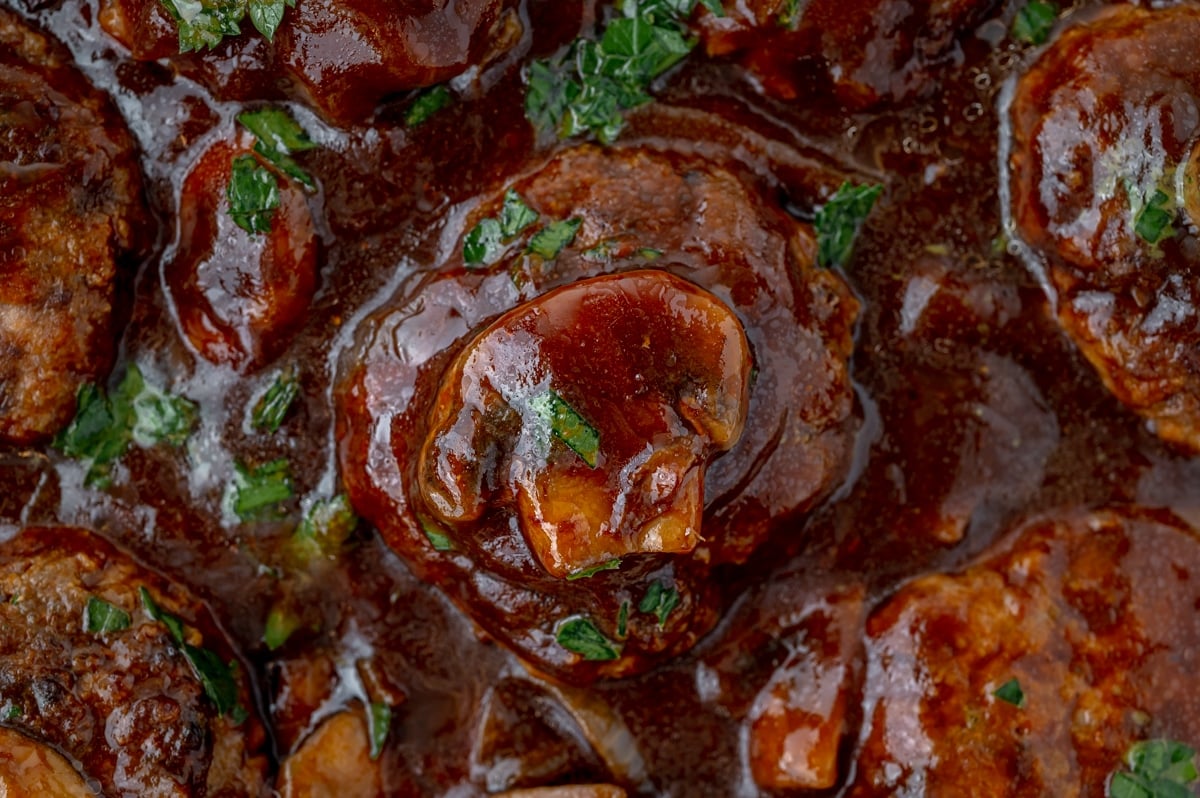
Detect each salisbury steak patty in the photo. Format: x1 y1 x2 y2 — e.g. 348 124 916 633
0 10 149 444
0 527 267 797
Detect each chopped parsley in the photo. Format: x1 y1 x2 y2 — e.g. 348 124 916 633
251 370 300 432
1 704 20 721
524 0 719 144
420 517 455 552
237 108 317 189
993 678 1025 707
84 596 131 634
567 558 621 581
638 581 680 628
778 0 801 28
405 85 453 127
140 587 247 721
617 600 630 638
230 458 294 521
1011 0 1059 46
528 218 583 259
54 365 196 487
1108 740 1198 798
227 155 280 234
555 616 621 661
814 181 882 268
1133 188 1176 246
157 0 294 53
530 390 600 467
368 701 392 760
292 494 358 557
263 604 299 651
464 190 542 267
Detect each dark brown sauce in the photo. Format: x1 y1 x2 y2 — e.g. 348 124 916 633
4 0 1199 795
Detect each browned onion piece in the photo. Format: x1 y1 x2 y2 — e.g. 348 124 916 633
0 727 94 798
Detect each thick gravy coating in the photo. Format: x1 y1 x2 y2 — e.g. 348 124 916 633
2 0 1199 795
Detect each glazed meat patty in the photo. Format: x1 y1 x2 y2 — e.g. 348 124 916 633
0 10 149 444
694 0 996 108
847 506 1200 796
98 0 521 123
0 526 267 797
1008 4 1200 450
336 145 860 682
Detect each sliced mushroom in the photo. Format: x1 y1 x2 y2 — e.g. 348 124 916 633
417 270 752 578
0 727 95 797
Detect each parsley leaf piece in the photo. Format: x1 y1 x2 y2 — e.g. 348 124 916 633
556 617 620 661
1134 189 1176 245
158 0 244 53
368 702 392 760
293 494 358 557
54 366 195 487
1011 0 1059 45
420 517 455 551
247 0 292 41
231 458 294 520
638 581 680 627
993 678 1025 707
2 704 20 721
84 596 131 634
567 559 621 581
404 85 453 127
251 370 300 432
227 154 280 234
263 604 299 650
617 600 630 638
463 218 505 267
140 587 246 720
237 108 316 189
1108 740 1199 798
499 190 540 238
814 181 882 268
530 389 600 466
778 0 801 27
528 218 582 259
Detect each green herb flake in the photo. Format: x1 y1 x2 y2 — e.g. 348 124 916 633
778 0 801 27
1011 0 1059 46
140 587 246 720
530 389 600 467
263 604 299 651
293 494 358 557
528 218 582 260
84 596 131 635
247 0 294 41
524 0 700 144
617 600 630 638
237 108 317 189
368 701 392 760
2 704 20 721
252 370 300 432
993 678 1025 708
1107 740 1199 798
638 581 680 628
405 85 453 127
421 517 455 552
567 558 621 581
157 0 243 53
814 181 883 268
1134 189 1176 246
499 190 540 238
54 365 196 487
555 616 620 661
231 458 294 521
463 217 505 267
227 154 280 234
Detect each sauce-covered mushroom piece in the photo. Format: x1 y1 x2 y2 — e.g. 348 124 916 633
419 270 751 578
336 145 860 681
0 10 149 443
1008 3 1200 450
